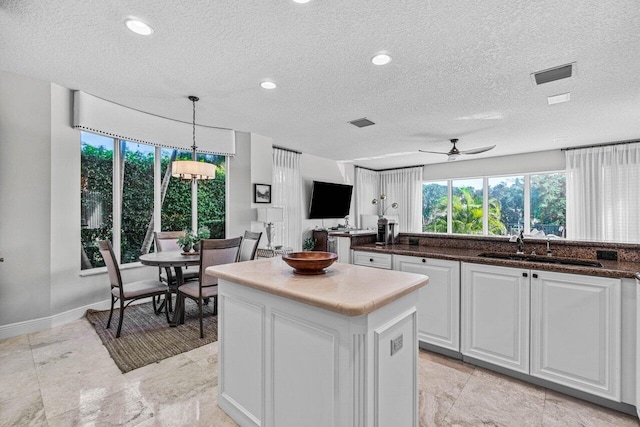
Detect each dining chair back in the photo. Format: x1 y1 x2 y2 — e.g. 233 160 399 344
154 231 183 252
177 236 242 338
237 230 263 262
97 240 168 338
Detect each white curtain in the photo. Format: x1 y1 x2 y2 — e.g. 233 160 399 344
272 148 303 251
566 143 640 242
354 167 380 228
379 166 424 232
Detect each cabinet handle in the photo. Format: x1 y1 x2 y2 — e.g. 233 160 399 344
522 272 528 277
370 258 374 262
533 273 538 278
422 258 426 263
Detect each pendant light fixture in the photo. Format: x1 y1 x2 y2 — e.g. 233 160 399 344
171 96 217 181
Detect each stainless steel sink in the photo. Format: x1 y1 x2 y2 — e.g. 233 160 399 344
477 252 603 268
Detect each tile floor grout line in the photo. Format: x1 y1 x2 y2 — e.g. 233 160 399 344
28 332 51 426
443 365 477 423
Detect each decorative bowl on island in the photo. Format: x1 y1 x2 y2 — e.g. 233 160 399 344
281 251 338 275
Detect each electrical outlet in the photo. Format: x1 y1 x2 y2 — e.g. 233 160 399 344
391 334 403 356
597 250 618 261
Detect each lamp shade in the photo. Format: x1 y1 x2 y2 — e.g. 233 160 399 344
257 207 284 223
171 160 216 180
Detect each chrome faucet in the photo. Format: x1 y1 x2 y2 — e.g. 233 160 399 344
546 237 552 256
509 229 525 254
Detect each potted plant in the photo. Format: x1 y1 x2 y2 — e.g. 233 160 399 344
193 226 211 252
177 230 194 253
303 237 316 251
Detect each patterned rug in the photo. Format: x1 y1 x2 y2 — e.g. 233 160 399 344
86 299 217 373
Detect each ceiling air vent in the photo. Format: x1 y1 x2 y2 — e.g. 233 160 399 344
349 118 375 128
532 63 574 85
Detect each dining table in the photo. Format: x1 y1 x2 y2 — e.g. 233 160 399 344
139 251 200 326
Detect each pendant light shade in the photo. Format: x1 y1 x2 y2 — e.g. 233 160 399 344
171 96 217 181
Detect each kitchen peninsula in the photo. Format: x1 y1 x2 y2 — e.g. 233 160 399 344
206 257 429 427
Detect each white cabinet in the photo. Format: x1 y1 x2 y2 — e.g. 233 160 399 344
394 255 460 352
352 251 392 269
531 271 621 401
334 236 351 264
461 263 530 374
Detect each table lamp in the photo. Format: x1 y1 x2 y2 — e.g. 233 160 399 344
257 207 284 249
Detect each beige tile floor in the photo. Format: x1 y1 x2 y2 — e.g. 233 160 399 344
0 318 638 427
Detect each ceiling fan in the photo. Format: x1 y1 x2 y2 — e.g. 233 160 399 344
418 138 496 161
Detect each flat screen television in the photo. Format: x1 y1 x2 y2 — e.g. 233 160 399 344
308 181 353 219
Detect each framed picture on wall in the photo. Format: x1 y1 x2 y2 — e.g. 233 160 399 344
254 184 271 203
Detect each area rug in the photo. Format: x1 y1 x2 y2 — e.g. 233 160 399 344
86 299 217 373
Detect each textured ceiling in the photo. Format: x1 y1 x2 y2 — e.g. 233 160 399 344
1 0 640 169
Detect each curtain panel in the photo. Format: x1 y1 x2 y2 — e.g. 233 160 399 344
354 167 380 228
565 143 640 242
272 148 303 251
379 167 424 233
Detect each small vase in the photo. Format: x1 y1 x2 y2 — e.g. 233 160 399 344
193 242 200 252
182 243 192 253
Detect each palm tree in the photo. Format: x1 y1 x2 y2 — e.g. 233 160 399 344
423 187 507 235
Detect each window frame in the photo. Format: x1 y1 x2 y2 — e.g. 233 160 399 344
81 131 226 270
422 170 566 238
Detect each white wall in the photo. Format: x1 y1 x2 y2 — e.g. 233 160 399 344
0 71 52 325
422 149 565 181
300 154 355 241
227 132 273 247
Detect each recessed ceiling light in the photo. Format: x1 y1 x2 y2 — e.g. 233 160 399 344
260 81 277 90
293 0 311 3
371 53 392 66
548 92 571 105
125 18 154 36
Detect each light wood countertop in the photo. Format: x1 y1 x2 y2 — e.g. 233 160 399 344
206 257 428 317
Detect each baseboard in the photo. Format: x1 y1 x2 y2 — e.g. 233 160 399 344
0 299 112 340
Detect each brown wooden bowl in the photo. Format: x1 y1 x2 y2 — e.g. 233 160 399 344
282 251 338 275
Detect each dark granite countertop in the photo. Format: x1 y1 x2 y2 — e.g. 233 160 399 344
351 243 640 279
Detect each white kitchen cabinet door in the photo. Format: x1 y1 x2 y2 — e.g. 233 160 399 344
531 270 621 401
461 263 530 374
394 255 460 352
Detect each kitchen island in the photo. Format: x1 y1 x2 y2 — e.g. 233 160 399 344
206 257 429 427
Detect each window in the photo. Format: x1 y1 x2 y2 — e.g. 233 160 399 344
452 179 483 235
81 134 113 269
422 181 448 232
530 173 566 237
121 141 155 264
422 172 565 238
197 153 226 238
161 148 192 232
80 132 227 270
488 176 524 236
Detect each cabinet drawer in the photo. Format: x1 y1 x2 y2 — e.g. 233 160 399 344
352 251 392 269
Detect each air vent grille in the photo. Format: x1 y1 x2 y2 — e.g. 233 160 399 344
533 64 573 85
349 118 375 128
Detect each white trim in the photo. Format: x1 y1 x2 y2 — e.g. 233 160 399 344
0 298 112 340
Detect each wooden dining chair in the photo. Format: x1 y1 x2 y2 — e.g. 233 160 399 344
176 237 242 338
237 230 262 262
97 240 169 338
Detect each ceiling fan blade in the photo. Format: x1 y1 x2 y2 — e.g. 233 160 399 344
459 145 496 155
418 149 448 155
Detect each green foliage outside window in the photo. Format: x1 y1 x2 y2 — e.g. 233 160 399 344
81 140 226 269
422 174 566 237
